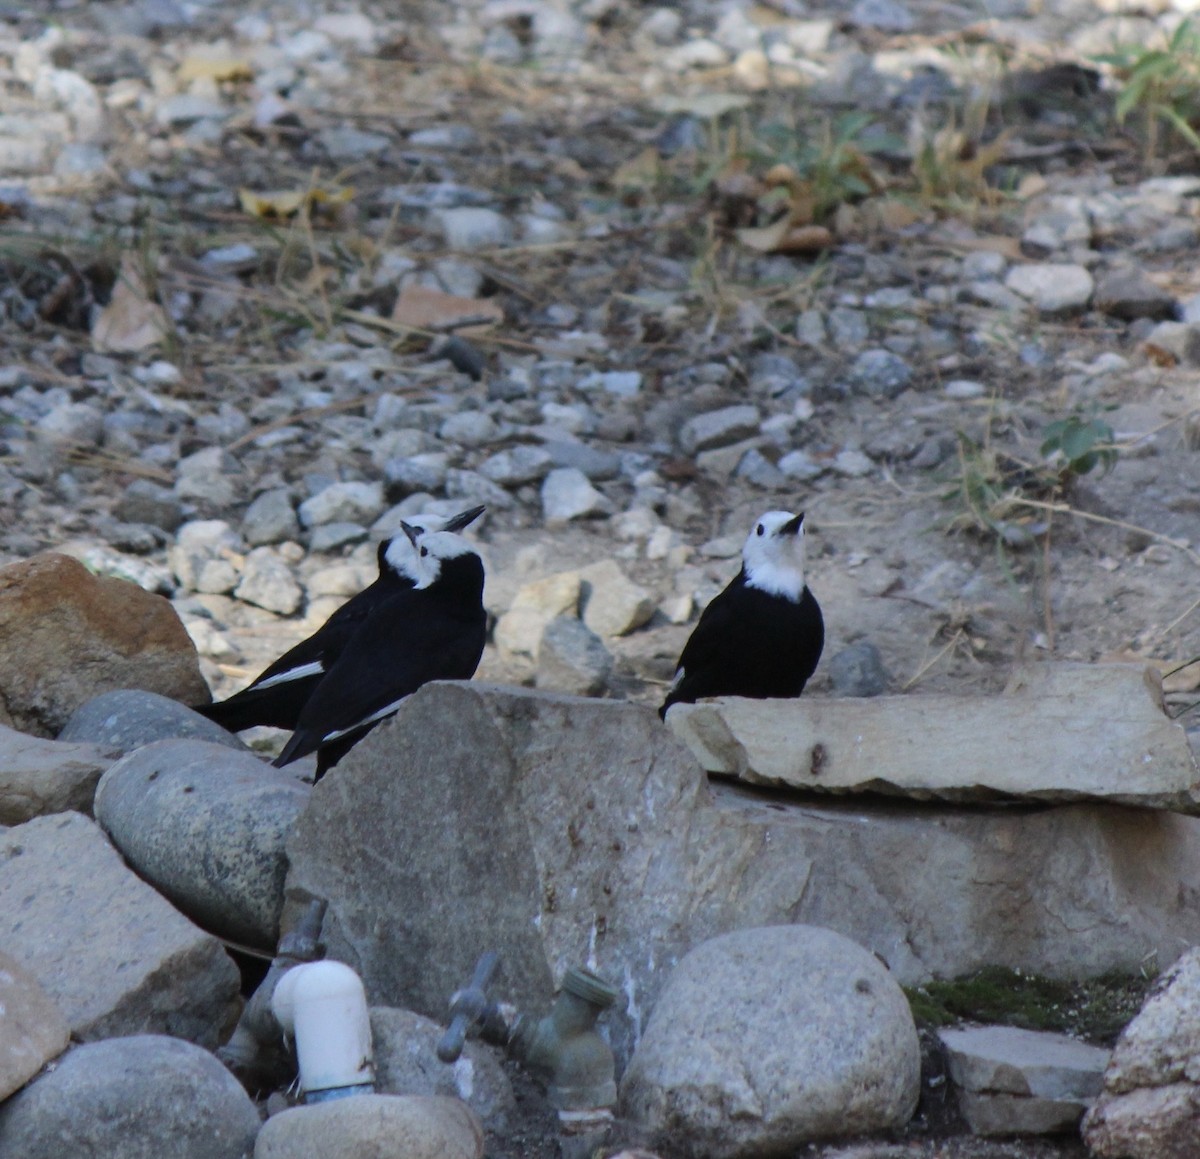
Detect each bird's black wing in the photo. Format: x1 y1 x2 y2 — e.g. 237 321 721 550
273 591 486 766
660 579 744 717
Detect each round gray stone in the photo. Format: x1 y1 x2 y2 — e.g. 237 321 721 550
58 689 249 754
620 925 920 1155
0 1034 261 1159
828 642 891 698
95 739 310 950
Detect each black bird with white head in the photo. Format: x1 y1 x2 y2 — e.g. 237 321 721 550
660 510 823 719
273 521 487 779
196 505 485 734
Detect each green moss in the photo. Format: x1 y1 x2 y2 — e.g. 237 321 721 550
904 965 1156 1045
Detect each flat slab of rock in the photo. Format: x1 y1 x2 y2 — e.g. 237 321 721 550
0 813 239 1047
0 724 115 825
0 552 209 737
668 664 1200 812
940 1025 1109 1136
0 950 70 1101
286 683 1200 1067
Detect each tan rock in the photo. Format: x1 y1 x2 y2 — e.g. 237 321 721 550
0 950 70 1101
668 663 1200 812
0 553 209 736
493 570 581 659
579 559 655 638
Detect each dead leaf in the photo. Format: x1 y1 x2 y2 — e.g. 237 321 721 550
91 256 168 354
391 285 503 333
178 55 254 83
238 185 355 221
736 216 833 254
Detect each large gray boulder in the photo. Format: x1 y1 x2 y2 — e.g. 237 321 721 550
0 950 70 1102
0 1035 261 1159
620 925 920 1155
59 689 249 754
0 812 240 1047
285 683 1200 1067
95 739 310 950
0 723 115 824
1084 947 1200 1157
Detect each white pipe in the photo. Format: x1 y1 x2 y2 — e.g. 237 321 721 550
272 961 375 1102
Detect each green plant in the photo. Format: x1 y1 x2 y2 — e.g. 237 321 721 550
1040 411 1119 480
1100 19 1200 165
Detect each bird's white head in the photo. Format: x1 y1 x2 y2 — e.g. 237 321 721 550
382 505 484 582
401 526 482 589
742 510 808 601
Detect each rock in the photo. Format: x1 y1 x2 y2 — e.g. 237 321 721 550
1094 268 1178 321
536 616 613 696
0 724 114 824
668 663 1200 811
370 1007 516 1131
58 689 248 754
1005 263 1094 314
827 642 891 697
286 683 1200 1070
0 813 239 1046
0 1035 261 1159
478 445 554 487
1083 947 1200 1157
494 571 582 659
1141 320 1200 366
168 519 245 593
255 1094 483 1159
0 553 209 737
113 479 184 532
95 739 310 950
679 405 761 455
850 0 914 31
581 557 651 626
848 349 913 399
620 926 920 1153
541 467 611 524
299 481 386 528
243 488 301 546
833 448 874 477
541 440 621 481
436 207 513 250
0 950 70 1101
234 547 304 615
940 1025 1109 1136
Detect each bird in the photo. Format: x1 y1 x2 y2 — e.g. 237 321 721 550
660 510 823 719
196 505 485 734
272 522 487 779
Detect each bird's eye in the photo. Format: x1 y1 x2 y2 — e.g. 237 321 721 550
420 546 428 557
756 524 764 536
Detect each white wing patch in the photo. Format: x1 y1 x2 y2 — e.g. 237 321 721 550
668 667 685 694
253 660 325 690
320 695 408 743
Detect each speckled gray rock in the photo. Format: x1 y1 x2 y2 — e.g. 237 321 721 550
299 481 386 528
113 479 184 533
479 445 554 487
849 349 913 399
234 547 303 615
1083 947 1200 1158
1005 263 1094 315
0 949 70 1102
242 488 300 546
535 616 613 696
620 925 920 1154
370 1007 516 1131
827 642 890 697
255 1094 483 1159
58 689 248 755
1093 268 1177 321
436 206 513 250
0 813 239 1046
0 723 114 824
679 406 761 455
541 467 610 524
0 1035 261 1159
95 739 310 950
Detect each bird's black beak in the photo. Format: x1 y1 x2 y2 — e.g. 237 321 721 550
399 521 422 549
782 512 805 536
443 505 485 533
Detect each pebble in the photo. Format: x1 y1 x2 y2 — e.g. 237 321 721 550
1093 267 1178 321
479 445 554 487
580 559 656 638
679 405 762 455
849 349 914 399
1005 263 1094 314
827 642 891 697
298 481 386 528
536 615 614 696
833 449 875 477
242 488 301 546
944 379 987 399
436 207 513 249
234 546 303 615
541 467 611 524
